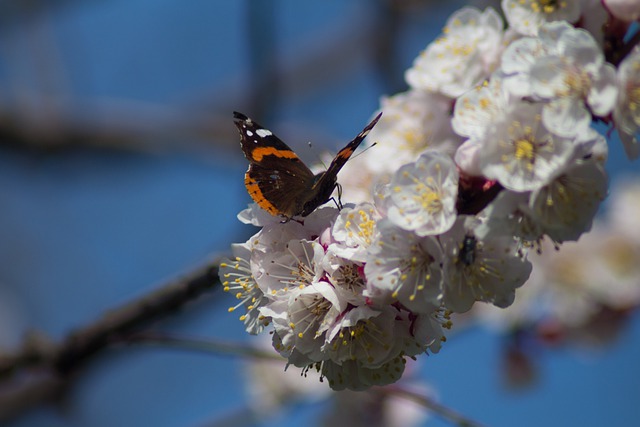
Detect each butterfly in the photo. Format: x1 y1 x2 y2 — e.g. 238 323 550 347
233 111 382 220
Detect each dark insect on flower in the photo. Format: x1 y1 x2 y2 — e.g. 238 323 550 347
459 235 478 266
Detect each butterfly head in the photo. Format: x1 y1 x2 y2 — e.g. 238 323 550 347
300 171 339 217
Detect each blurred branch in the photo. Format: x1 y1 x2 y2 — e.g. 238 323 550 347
382 385 487 427
246 0 279 121
0 99 239 153
0 260 220 421
0 2 385 154
372 0 407 94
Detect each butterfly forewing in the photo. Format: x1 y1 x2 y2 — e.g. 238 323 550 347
312 112 382 191
234 111 315 217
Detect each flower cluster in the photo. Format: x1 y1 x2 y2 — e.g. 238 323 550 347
221 4 639 390
221 204 448 391
477 176 640 340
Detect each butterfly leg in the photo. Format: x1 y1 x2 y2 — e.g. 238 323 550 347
328 183 344 210
280 216 304 225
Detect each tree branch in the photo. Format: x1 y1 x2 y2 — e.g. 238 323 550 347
0 260 220 421
381 385 487 427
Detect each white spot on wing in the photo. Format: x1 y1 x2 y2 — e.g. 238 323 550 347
246 130 253 137
256 129 272 137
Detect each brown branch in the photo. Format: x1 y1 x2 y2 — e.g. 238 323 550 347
0 260 221 421
0 101 239 154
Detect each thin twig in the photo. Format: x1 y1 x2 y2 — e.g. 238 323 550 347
124 332 282 361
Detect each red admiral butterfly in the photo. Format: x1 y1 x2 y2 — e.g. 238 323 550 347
233 111 382 219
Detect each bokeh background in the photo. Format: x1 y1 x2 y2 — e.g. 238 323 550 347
1 1 639 426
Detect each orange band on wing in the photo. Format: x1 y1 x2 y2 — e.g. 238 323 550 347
336 147 355 160
245 173 280 215
251 147 298 162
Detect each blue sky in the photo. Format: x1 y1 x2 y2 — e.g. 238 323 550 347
1 1 638 426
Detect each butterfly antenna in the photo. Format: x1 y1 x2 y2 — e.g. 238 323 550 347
351 141 377 160
307 141 330 169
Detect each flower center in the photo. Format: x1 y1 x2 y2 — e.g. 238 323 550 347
628 85 640 126
336 263 365 294
562 68 590 99
346 208 377 246
514 138 535 162
531 0 566 15
415 181 444 213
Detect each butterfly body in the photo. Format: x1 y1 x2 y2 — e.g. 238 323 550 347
233 111 381 219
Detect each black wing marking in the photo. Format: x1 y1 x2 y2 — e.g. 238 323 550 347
233 111 314 181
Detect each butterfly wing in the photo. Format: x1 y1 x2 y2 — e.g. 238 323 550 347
233 112 315 217
297 112 383 217
318 112 382 184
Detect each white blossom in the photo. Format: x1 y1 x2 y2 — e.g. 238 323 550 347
404 310 449 356
323 305 401 368
501 22 617 137
604 0 640 21
481 147 607 245
246 206 339 254
476 101 578 191
319 357 406 391
502 0 581 36
528 156 608 242
237 202 282 227
323 253 368 306
482 190 546 243
614 46 640 160
329 202 381 263
219 243 269 334
478 178 640 331
500 36 548 97
267 281 346 365
365 220 444 312
452 75 519 175
406 7 505 97
253 239 325 298
531 24 617 136
452 76 514 140
441 217 533 313
453 138 484 176
381 151 459 236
